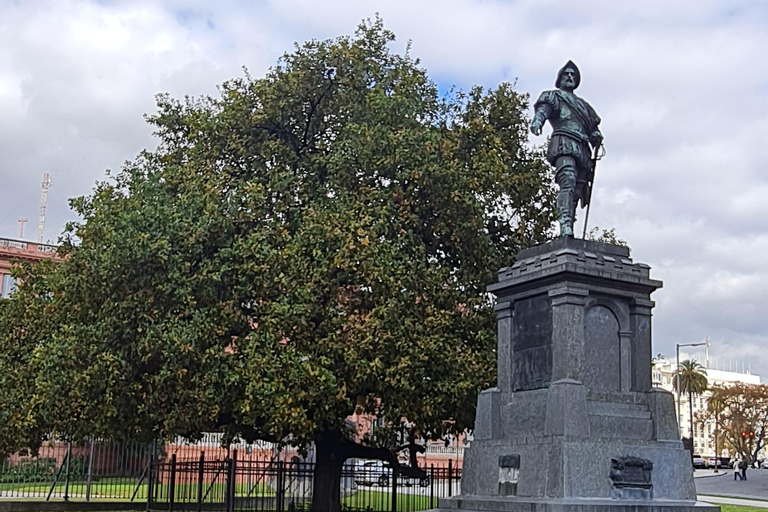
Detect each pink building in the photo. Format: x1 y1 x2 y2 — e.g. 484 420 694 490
0 237 60 297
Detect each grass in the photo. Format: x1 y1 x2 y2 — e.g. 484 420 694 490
0 471 443 512
341 489 435 511
720 506 768 512
0 477 147 498
0 479 279 500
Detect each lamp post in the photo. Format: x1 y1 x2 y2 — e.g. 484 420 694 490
676 341 708 438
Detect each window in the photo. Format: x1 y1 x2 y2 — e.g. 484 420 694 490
1 274 17 298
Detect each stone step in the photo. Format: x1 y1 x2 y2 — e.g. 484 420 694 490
589 415 653 440
587 400 651 419
435 496 717 512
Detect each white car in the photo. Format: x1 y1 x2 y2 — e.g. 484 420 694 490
354 460 391 487
692 454 706 469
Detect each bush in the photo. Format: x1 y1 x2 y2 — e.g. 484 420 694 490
0 457 57 483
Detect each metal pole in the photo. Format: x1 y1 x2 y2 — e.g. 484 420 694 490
86 439 95 502
226 449 237 512
705 337 710 369
714 411 719 473
46 447 69 501
429 464 435 509
169 454 176 512
677 344 682 437
276 460 284 512
196 452 205 512
146 442 156 512
63 442 72 501
390 466 397 512
132 456 151 502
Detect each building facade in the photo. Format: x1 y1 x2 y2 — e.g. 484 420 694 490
653 355 761 456
0 236 60 298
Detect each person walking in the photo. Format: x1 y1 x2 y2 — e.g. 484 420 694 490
738 458 748 481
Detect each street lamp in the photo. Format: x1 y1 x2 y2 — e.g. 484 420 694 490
676 341 709 438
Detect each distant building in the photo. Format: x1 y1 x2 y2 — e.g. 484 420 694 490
348 412 465 468
653 354 761 456
0 236 60 297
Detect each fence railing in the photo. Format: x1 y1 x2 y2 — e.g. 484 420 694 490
1 439 286 501
148 451 461 512
0 439 153 501
2 439 461 511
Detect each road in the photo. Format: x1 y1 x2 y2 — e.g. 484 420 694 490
696 467 768 500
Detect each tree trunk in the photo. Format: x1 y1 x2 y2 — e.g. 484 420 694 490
312 437 345 512
310 430 413 512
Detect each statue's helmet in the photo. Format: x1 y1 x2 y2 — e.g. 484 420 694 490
556 60 581 89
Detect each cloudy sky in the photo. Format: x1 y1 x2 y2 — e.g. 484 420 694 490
1 0 766 377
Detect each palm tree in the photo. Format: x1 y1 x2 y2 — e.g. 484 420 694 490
673 359 708 441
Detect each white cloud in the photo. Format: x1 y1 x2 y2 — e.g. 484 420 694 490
0 0 767 376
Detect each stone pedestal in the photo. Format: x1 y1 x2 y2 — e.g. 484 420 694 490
437 238 717 512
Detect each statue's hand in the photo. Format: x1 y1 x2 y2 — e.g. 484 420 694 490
590 131 603 146
530 121 542 136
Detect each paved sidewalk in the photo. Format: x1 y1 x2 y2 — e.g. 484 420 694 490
695 469 731 479
699 495 768 508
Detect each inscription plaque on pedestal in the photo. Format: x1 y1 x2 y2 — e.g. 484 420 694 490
511 295 552 391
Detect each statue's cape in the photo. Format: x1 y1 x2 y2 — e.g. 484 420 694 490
535 90 601 140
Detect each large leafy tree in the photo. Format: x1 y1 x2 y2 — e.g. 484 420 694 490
673 359 708 440
705 384 768 465
0 17 556 512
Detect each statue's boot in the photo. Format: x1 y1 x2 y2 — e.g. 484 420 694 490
555 161 577 237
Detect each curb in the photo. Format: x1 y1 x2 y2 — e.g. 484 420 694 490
699 495 768 509
695 470 730 479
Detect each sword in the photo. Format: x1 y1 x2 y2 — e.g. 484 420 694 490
581 143 603 239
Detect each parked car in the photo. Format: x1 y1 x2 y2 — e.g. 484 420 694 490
353 459 430 488
402 472 431 488
692 454 706 469
707 456 730 469
354 460 391 487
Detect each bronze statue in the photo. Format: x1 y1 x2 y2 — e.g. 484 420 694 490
531 61 602 237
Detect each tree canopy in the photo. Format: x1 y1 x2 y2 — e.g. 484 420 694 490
704 384 768 464
0 17 556 512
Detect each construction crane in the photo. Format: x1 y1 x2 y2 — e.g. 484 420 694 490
38 173 51 243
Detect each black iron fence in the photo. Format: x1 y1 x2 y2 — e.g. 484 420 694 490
0 437 284 501
148 451 461 512
1 438 461 511
0 439 153 501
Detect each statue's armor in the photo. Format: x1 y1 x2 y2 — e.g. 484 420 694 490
533 89 601 236
544 99 592 144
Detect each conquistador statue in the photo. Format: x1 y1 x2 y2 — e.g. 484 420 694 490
531 61 602 237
